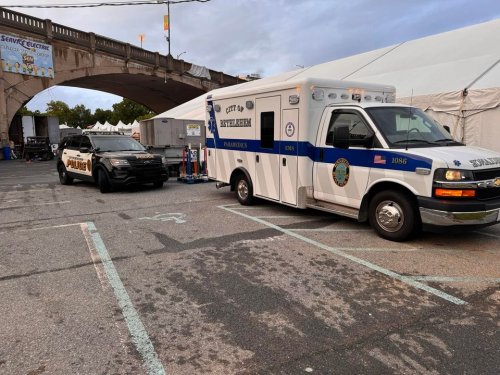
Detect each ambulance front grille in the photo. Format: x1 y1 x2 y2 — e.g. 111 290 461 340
473 168 500 181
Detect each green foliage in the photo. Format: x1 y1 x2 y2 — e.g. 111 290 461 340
16 106 35 116
110 98 154 125
21 98 155 127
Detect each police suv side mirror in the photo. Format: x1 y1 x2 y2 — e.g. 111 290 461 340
333 124 350 149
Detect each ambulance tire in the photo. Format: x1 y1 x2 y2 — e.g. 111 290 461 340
97 169 112 193
235 174 254 205
58 164 73 185
369 190 418 241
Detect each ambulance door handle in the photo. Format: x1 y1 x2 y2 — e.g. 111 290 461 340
319 149 324 162
256 155 260 163
282 157 287 167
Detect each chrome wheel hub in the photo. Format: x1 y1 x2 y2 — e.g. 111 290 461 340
376 200 404 232
237 180 248 200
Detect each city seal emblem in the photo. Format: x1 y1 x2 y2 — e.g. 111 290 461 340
332 158 350 187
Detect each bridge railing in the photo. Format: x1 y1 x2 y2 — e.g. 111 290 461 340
0 6 240 86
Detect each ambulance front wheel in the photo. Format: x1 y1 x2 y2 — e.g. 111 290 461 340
235 174 254 205
368 190 419 241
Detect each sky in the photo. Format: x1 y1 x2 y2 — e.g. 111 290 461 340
2 0 500 113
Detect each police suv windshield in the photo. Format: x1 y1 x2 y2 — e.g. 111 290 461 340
92 136 146 152
365 106 463 148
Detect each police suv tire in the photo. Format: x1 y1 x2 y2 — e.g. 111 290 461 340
235 174 254 205
153 181 164 188
58 164 73 185
368 190 418 242
97 169 112 193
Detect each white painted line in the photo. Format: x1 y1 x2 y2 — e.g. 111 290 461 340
7 188 61 193
227 206 261 210
410 276 500 283
0 222 82 235
220 205 467 306
82 222 166 375
477 231 500 239
291 228 372 232
0 200 70 209
339 247 418 252
254 215 316 219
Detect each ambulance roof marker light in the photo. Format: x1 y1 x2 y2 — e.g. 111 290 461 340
312 88 324 101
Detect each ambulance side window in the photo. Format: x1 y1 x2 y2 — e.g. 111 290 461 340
325 111 372 147
261 111 274 149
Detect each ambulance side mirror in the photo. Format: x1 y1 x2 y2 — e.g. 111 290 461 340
333 124 350 149
443 125 451 134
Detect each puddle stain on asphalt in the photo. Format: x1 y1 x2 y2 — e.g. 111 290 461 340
125 228 498 374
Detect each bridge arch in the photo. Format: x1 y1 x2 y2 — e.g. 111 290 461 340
0 6 239 142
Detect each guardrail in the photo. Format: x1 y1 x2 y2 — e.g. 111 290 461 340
0 6 240 86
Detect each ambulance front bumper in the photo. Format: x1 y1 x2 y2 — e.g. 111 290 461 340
418 196 500 227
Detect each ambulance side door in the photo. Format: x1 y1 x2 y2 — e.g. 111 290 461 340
313 108 374 209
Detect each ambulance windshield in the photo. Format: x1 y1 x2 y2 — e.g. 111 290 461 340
365 107 463 148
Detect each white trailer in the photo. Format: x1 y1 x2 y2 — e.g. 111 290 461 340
206 77 500 241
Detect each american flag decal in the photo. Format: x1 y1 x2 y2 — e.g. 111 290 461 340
374 155 386 164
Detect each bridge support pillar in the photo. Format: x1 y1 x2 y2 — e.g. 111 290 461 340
0 70 9 145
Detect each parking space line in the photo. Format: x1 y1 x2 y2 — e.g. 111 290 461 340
291 228 372 232
81 222 166 375
0 222 82 235
477 231 500 239
409 276 500 283
339 247 418 252
220 205 467 306
0 201 70 209
254 215 313 219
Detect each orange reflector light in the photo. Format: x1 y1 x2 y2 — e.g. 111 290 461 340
435 188 476 197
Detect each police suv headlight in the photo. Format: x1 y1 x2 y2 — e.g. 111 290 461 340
161 156 167 165
434 168 474 182
109 158 130 166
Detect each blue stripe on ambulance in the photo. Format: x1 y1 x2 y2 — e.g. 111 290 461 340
205 98 432 172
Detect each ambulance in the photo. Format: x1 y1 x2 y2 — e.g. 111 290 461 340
205 78 500 241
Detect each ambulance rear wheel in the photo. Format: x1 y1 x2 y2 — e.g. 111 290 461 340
369 190 418 241
235 174 254 205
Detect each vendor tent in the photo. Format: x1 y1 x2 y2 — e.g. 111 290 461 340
155 19 500 151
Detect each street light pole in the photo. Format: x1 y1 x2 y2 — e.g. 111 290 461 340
167 1 171 56
176 51 186 59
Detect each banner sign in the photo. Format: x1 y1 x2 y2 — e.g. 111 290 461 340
0 34 54 78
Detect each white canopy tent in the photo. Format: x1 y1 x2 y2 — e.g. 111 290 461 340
154 19 500 152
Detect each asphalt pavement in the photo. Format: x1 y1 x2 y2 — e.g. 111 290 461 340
0 159 498 374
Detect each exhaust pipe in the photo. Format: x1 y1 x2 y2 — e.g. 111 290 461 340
216 182 229 189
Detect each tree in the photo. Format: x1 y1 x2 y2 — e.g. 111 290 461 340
16 106 35 116
46 100 71 125
111 98 153 124
92 108 113 125
67 104 92 128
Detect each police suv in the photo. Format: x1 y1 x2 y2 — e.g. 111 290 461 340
57 132 168 193
206 77 500 241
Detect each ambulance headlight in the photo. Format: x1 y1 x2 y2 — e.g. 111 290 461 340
434 168 473 181
110 159 130 166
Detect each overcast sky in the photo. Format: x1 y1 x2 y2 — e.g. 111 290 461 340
2 0 500 113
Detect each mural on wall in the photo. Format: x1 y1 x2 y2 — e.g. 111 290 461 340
0 34 54 78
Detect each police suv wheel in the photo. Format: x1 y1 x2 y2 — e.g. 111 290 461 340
369 190 419 241
235 174 254 205
58 164 73 185
98 169 112 193
153 181 164 188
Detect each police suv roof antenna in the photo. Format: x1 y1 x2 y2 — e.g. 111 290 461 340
405 89 414 151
